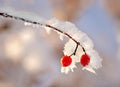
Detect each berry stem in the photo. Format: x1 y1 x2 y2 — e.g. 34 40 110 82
0 12 86 55
69 43 86 56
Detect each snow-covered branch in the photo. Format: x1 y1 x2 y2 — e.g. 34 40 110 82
0 12 85 55
0 9 102 74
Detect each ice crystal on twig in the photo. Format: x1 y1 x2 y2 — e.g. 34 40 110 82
46 18 102 74
0 8 102 74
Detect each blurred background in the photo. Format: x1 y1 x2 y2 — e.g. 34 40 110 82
0 0 120 87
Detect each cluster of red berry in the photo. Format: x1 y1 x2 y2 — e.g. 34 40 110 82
61 54 90 67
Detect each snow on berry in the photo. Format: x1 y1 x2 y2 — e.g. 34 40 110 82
82 50 102 73
80 54 90 67
61 56 72 67
61 55 77 74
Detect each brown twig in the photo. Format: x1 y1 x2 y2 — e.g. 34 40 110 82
0 12 86 55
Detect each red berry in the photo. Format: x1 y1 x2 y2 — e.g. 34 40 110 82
61 56 72 67
80 54 90 66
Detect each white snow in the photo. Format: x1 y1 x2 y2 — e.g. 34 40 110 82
61 57 77 74
24 22 32 26
46 18 102 74
44 27 51 34
0 7 46 24
0 8 102 74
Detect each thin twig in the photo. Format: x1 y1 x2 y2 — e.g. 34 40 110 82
0 12 86 55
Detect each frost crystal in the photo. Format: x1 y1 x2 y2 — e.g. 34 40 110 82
59 33 64 41
44 27 51 34
0 8 102 74
63 39 77 56
0 7 46 24
61 56 77 74
82 50 102 73
46 18 102 74
24 22 32 26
